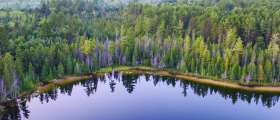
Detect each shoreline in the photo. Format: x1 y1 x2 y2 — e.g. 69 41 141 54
2 66 280 110
122 67 280 93
37 66 280 93
38 75 92 93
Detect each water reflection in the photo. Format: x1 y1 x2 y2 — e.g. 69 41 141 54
1 72 280 120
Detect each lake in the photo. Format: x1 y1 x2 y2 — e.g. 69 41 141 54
2 72 280 120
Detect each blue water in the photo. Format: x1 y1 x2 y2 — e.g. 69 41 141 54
3 73 280 120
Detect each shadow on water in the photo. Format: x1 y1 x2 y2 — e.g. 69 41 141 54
1 72 280 120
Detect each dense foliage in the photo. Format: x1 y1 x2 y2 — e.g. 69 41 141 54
0 0 279 100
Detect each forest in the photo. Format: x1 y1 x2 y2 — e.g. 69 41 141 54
0 0 279 102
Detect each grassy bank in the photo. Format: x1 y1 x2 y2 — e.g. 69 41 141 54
38 76 91 93
121 67 280 93
36 66 280 93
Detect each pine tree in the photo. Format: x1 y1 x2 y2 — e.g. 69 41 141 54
135 16 143 36
2 53 15 95
248 62 257 81
257 64 265 83
223 48 231 78
224 29 238 48
57 63 64 78
241 66 247 82
230 63 240 80
15 48 24 80
41 60 50 80
264 59 272 82
28 63 35 81
66 56 73 74
74 62 81 75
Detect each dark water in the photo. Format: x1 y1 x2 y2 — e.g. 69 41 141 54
2 72 280 120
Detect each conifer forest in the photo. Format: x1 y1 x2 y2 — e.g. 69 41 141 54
0 1 280 119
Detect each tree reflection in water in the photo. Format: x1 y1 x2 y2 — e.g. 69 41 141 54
1 72 280 120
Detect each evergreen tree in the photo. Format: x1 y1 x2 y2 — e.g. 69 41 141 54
74 62 81 75
257 64 265 83
2 53 15 96
264 59 272 82
57 63 64 78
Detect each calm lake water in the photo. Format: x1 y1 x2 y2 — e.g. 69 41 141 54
2 72 280 120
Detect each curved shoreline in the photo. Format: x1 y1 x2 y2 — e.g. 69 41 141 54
121 67 280 93
37 66 280 93
38 76 92 93
1 66 279 110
